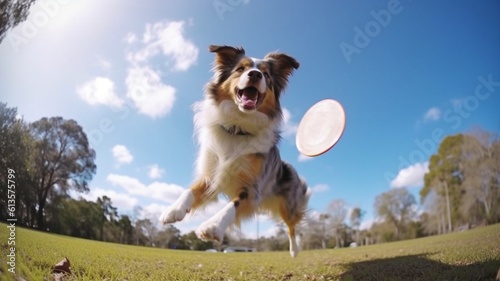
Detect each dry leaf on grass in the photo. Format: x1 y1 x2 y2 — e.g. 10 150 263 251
52 257 71 281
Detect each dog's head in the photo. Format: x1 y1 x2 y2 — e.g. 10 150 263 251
206 45 299 118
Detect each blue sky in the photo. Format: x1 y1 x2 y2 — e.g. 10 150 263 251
1 0 499 237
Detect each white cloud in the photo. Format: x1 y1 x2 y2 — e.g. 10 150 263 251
78 188 138 211
139 203 166 224
126 66 176 118
128 20 199 72
390 162 429 188
122 20 197 119
77 77 123 107
359 218 376 230
305 210 323 221
281 108 298 138
423 107 441 121
124 32 138 44
298 153 313 162
148 164 165 179
112 145 133 165
107 173 184 203
311 184 329 193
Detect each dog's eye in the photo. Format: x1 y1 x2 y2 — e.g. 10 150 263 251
235 66 244 72
264 72 270 79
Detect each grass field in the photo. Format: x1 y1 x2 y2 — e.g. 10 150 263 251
1 223 499 281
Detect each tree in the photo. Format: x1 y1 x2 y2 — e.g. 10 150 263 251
30 117 96 229
135 218 158 246
0 0 37 43
0 103 36 224
327 199 347 247
369 221 398 243
157 225 184 249
117 215 134 244
374 188 416 240
97 196 118 241
301 212 326 250
420 190 447 235
460 129 500 224
421 134 465 232
319 213 329 249
350 207 365 245
181 231 214 251
45 197 101 239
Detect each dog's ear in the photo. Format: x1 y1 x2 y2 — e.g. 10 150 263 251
209 45 245 83
264 52 299 94
209 45 245 67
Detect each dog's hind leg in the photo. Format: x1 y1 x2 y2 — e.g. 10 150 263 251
160 178 210 224
279 203 303 258
275 163 311 257
284 187 312 257
286 223 299 258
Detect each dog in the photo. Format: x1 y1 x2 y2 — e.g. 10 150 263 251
160 45 311 257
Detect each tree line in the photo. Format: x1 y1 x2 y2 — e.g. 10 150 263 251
420 130 500 234
305 127 500 248
1 102 499 252
0 103 96 229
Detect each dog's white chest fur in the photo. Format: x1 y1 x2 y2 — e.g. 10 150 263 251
193 99 279 196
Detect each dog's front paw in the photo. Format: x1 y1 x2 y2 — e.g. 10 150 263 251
196 201 235 242
160 205 189 224
160 190 194 224
196 222 225 242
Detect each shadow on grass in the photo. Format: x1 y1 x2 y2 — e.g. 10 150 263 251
338 253 500 281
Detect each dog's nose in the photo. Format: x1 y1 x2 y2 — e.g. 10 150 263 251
248 70 262 81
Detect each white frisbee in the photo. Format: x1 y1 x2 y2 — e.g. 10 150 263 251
296 99 346 157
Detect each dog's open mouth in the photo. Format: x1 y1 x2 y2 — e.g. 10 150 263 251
236 87 262 110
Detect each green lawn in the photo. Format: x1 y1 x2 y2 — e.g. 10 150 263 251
1 223 499 280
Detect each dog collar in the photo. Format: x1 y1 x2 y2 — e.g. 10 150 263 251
219 124 251 136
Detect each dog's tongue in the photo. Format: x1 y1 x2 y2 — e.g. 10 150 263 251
240 87 258 108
